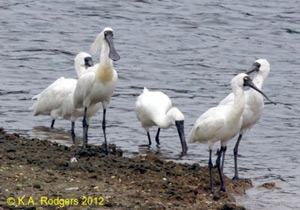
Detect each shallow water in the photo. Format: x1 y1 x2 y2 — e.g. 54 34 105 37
1 1 300 209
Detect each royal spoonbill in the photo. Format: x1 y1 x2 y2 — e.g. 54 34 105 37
73 27 120 154
188 73 274 193
74 52 94 77
30 52 94 128
61 92 102 144
135 87 188 155
218 59 276 180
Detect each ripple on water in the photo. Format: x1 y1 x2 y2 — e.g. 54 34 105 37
1 1 300 209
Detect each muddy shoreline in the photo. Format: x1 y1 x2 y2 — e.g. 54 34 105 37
0 127 252 209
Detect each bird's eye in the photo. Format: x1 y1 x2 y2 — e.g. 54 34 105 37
255 62 261 69
243 76 249 81
104 31 113 37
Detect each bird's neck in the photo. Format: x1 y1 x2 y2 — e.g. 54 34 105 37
247 74 265 105
252 74 265 90
248 80 264 108
231 86 245 120
100 42 113 66
96 43 114 83
154 110 174 129
75 65 86 78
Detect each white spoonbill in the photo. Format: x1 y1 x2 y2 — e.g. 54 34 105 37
73 27 120 153
218 59 276 180
61 89 102 144
30 52 94 128
188 73 273 193
74 52 94 77
135 87 188 155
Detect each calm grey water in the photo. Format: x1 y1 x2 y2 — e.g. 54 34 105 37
1 1 299 209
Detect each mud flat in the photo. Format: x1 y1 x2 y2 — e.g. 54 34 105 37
0 128 251 209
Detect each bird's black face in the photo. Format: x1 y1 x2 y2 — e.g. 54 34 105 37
175 120 188 156
104 30 120 61
246 62 261 75
84 56 94 68
243 76 276 104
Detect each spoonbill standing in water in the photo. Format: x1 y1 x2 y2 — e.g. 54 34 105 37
218 59 276 180
73 27 120 154
61 92 102 144
135 87 188 155
30 52 94 129
188 73 274 193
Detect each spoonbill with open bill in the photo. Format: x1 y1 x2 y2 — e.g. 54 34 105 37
135 87 188 155
73 27 120 154
188 73 275 193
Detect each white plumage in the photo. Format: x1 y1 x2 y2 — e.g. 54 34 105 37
73 27 120 153
188 73 272 193
135 87 188 155
30 52 93 129
74 52 94 77
218 59 274 180
61 87 102 143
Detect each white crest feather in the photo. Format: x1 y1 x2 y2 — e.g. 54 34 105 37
90 31 103 54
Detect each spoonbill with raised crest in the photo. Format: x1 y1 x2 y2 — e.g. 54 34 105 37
73 27 120 154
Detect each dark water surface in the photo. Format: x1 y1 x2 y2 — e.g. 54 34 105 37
1 1 300 209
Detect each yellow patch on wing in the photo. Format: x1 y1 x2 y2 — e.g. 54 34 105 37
96 66 114 84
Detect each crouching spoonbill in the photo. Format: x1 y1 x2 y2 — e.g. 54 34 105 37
135 87 188 155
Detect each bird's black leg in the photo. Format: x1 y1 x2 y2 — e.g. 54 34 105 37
221 146 227 173
147 131 152 146
208 149 214 194
51 119 55 128
216 148 226 192
155 128 161 146
102 108 109 155
71 121 76 144
86 124 89 145
233 134 243 180
82 107 88 149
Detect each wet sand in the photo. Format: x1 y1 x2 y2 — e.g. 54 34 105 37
0 127 252 209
